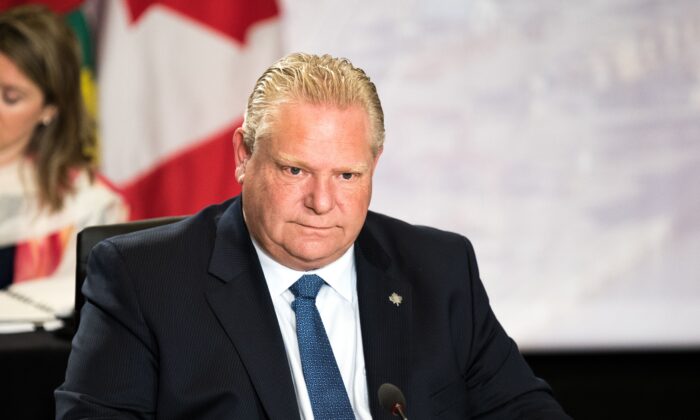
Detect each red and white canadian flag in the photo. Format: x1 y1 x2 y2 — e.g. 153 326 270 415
98 0 281 219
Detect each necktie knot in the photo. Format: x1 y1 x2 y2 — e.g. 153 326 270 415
290 274 325 300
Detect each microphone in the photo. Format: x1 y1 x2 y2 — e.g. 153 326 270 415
378 383 408 419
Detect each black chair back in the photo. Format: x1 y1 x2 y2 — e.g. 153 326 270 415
74 216 185 330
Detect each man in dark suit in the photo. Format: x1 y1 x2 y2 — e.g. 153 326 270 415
56 53 570 419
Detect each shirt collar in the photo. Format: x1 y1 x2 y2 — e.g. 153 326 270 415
251 237 356 302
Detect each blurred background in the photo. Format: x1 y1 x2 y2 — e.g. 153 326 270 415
18 0 697 350
1 0 699 417
304 0 700 352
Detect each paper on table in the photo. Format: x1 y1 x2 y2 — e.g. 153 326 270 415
0 290 55 323
0 276 72 333
7 275 74 317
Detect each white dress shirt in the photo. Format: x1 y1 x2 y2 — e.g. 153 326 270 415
251 239 372 419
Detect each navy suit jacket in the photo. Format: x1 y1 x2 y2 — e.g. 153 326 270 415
56 197 569 419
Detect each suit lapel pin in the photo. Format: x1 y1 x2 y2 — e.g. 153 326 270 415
389 292 403 307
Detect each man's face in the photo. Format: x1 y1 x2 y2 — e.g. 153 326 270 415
234 101 381 271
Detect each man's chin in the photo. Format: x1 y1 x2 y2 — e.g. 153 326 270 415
284 243 349 271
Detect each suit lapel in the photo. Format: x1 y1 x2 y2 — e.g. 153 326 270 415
355 224 413 419
205 198 300 420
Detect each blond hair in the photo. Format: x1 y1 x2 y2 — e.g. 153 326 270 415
242 52 385 155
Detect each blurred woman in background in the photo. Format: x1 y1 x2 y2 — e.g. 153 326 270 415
0 5 127 290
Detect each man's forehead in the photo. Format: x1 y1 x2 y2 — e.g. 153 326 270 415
274 100 368 119
251 101 333 144
275 150 372 172
267 102 372 141
248 100 378 163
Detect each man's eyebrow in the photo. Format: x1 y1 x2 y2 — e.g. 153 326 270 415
276 152 370 173
275 152 306 168
338 163 371 173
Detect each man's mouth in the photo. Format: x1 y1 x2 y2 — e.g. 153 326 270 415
295 222 335 230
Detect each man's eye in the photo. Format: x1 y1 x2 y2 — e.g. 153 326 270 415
287 167 301 175
341 173 354 180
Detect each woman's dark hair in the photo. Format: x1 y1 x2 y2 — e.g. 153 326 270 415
0 4 96 211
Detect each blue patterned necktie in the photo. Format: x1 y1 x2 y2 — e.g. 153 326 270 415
290 274 355 419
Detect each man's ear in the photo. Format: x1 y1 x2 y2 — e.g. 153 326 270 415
232 128 251 184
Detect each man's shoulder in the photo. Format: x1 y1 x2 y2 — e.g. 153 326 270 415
359 210 478 282
363 210 473 255
365 210 468 243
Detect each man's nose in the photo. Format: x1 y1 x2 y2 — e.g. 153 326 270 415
304 176 334 214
